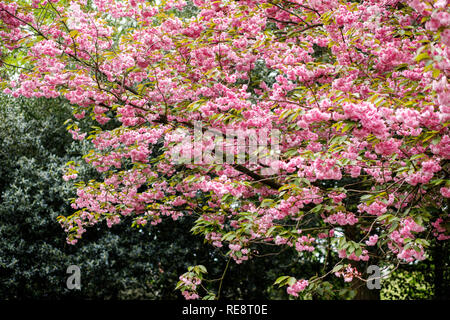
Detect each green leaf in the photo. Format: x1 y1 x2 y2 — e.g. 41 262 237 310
221 232 235 241
69 30 79 38
415 52 429 62
287 277 297 286
331 264 344 273
432 68 440 78
198 265 207 274
265 226 277 237
431 136 442 145
175 281 184 290
347 244 355 254
260 198 274 208
274 275 290 286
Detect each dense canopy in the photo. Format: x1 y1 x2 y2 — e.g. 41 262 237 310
0 0 449 299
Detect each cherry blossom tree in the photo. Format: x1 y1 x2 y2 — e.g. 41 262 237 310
0 0 449 299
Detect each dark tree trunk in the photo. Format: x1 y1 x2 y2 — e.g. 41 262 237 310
433 241 444 300
345 226 380 300
349 260 380 300
351 275 380 300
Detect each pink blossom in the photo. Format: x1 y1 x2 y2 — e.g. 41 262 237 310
365 235 379 246
324 212 358 226
440 187 450 198
229 243 242 252
286 279 309 297
335 265 360 283
432 218 450 240
182 291 200 300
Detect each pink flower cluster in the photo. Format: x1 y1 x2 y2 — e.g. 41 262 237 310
205 232 223 248
358 200 389 216
324 212 358 226
68 128 86 141
338 248 370 262
389 217 426 262
405 159 441 186
227 242 250 264
181 291 200 300
396 247 426 262
365 234 379 246
431 218 450 241
62 165 78 181
311 158 342 181
62 173 78 181
179 274 201 292
286 279 309 297
295 235 315 252
440 187 450 198
334 265 361 283
328 192 347 204
391 217 425 242
106 215 121 228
